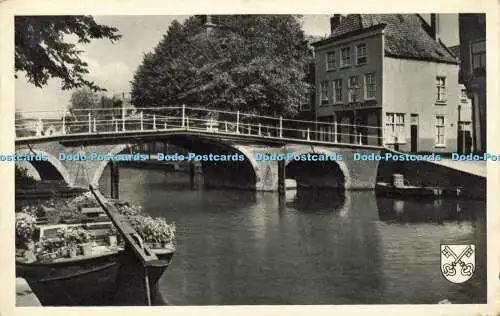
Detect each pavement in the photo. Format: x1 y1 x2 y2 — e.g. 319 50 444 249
430 158 486 178
16 278 41 306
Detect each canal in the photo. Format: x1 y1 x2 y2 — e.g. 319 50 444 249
99 166 486 305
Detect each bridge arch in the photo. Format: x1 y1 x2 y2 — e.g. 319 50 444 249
284 147 351 190
15 149 73 186
91 143 131 186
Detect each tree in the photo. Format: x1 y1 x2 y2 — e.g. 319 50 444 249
131 15 312 118
15 15 121 92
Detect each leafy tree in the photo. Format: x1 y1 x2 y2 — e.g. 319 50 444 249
15 15 121 92
131 15 311 118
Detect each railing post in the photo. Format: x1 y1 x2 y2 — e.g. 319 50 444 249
359 132 363 145
153 114 156 130
88 113 91 133
248 124 251 135
279 116 283 138
258 123 261 136
62 116 66 135
334 120 337 143
115 117 118 132
236 111 240 133
186 116 189 130
307 128 310 141
36 118 43 136
225 121 228 132
182 104 186 128
140 112 144 131
164 121 167 129
93 117 96 132
122 116 126 131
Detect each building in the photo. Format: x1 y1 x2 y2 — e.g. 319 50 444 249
311 14 460 153
458 14 486 153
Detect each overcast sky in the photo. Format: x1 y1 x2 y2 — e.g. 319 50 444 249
15 14 458 116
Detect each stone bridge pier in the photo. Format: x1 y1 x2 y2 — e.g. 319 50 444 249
15 140 381 193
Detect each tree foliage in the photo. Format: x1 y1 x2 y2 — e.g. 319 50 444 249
15 15 121 92
131 15 312 117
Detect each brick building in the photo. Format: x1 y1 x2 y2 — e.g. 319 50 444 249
311 14 460 153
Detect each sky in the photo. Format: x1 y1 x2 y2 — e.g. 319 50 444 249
15 14 458 117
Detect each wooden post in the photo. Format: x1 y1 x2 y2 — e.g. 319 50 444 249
115 117 118 132
164 121 167 129
307 128 310 141
186 116 189 129
88 113 92 133
248 124 251 135
93 117 96 132
110 161 120 199
153 114 156 130
225 121 228 132
140 112 144 131
258 123 262 136
278 160 286 196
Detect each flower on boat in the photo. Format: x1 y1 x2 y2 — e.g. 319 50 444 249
128 215 176 247
57 226 94 246
15 212 37 247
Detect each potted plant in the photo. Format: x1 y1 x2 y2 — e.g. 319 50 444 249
15 212 37 250
57 226 94 257
108 225 119 247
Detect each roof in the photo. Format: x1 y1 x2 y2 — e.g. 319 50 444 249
314 14 458 65
448 44 461 60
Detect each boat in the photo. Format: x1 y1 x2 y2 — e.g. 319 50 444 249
375 174 463 199
15 186 176 306
15 221 175 306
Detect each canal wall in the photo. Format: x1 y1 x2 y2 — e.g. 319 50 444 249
376 153 486 199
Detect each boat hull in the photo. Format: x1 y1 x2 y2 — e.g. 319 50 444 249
16 252 121 306
16 249 174 306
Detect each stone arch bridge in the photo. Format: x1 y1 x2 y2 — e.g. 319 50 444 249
15 132 382 192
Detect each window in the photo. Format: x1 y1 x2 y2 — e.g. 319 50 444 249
436 76 447 103
364 73 376 99
471 40 485 75
320 81 329 105
326 51 336 70
340 47 351 67
385 113 405 143
435 115 446 146
348 76 360 102
356 43 367 65
333 79 343 103
460 89 468 102
300 91 311 111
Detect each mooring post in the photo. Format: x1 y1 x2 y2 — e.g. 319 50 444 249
278 159 286 197
110 161 120 199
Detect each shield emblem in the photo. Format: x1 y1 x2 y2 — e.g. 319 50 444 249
441 244 475 283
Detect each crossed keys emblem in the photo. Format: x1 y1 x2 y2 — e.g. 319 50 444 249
440 244 475 283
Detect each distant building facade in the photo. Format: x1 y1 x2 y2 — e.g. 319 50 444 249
458 14 486 153
312 14 460 153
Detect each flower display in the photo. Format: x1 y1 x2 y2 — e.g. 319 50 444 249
69 192 100 208
57 226 94 246
128 215 176 247
15 212 37 247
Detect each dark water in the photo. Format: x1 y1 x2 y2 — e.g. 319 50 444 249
99 167 487 305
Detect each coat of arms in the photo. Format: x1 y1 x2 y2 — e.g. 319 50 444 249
441 244 475 283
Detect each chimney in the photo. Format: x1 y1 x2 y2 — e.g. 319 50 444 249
430 13 440 41
330 14 344 34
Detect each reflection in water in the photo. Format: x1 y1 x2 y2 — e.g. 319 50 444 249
99 167 486 305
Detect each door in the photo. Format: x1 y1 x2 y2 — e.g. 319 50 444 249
410 114 419 152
